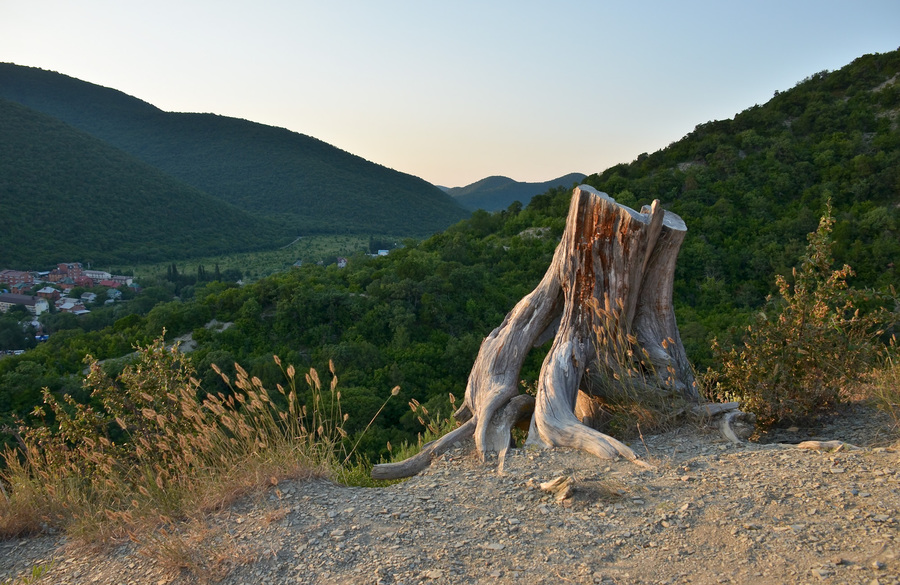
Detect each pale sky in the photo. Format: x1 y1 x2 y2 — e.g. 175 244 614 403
2 1 898 187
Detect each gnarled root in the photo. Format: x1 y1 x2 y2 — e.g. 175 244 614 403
796 440 860 451
692 402 756 443
479 394 535 458
370 419 476 480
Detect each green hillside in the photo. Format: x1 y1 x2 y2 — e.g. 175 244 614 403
582 49 900 361
179 49 900 449
0 99 281 268
446 172 586 211
0 63 469 237
1 49 898 460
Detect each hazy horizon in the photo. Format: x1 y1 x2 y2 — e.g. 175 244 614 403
2 1 898 188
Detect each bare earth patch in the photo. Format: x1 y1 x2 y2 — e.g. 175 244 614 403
2 402 898 585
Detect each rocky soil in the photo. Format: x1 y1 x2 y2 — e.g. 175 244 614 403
2 403 898 585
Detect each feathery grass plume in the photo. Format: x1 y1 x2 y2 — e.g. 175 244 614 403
582 296 688 438
865 343 900 437
385 394 461 465
0 337 395 549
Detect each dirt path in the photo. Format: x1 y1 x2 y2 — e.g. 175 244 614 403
2 404 898 585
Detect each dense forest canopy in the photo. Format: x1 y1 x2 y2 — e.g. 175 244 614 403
0 63 469 241
0 99 282 267
1 49 898 462
584 50 900 361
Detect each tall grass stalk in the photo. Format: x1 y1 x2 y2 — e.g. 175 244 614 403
583 297 689 438
868 354 900 436
384 394 461 464
0 336 396 543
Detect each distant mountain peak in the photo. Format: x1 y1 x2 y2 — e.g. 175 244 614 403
447 172 586 211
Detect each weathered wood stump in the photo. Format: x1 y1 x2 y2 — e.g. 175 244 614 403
372 185 702 480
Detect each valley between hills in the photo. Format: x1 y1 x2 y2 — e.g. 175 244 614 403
0 47 899 585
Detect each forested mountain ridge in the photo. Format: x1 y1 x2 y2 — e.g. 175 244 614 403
444 172 586 211
583 49 900 359
0 63 469 237
0 98 281 267
1 49 898 461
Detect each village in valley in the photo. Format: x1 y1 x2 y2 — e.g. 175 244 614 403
0 262 137 353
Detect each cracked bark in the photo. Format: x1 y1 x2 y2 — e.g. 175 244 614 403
372 185 698 480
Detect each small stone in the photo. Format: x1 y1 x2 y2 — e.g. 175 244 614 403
484 542 505 551
872 561 886 570
423 569 444 579
812 568 832 579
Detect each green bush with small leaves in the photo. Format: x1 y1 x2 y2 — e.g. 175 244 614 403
708 203 897 427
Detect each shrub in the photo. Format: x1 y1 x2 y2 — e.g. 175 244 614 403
708 202 897 427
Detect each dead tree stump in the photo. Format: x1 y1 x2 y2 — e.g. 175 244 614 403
372 185 699 480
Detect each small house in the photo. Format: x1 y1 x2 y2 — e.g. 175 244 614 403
37 287 60 301
0 293 49 316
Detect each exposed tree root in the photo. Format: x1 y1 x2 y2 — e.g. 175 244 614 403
374 186 706 479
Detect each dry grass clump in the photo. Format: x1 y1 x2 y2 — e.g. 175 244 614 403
384 394 461 464
136 519 247 584
866 356 900 437
583 299 691 439
0 336 394 546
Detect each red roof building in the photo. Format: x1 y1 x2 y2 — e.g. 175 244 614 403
36 287 61 301
0 270 35 287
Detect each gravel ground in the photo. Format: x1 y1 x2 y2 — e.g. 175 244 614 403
2 403 898 585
